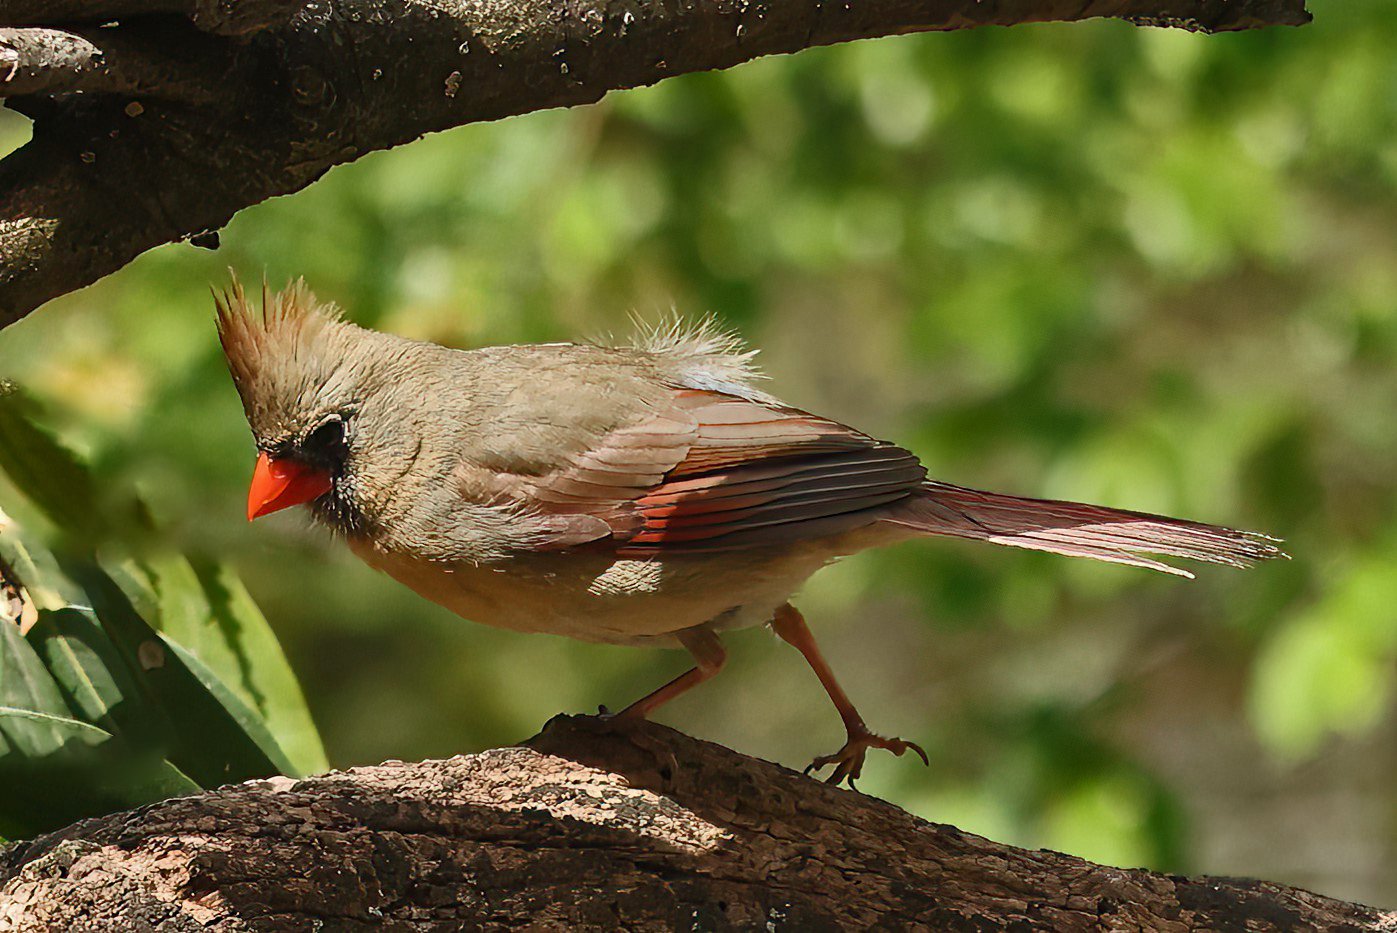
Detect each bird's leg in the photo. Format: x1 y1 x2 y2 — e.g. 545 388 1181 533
616 627 727 720
771 603 928 787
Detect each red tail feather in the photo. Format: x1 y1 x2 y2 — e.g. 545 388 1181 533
885 482 1285 578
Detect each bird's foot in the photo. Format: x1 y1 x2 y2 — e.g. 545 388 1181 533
804 730 929 789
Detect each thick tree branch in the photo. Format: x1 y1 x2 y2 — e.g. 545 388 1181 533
0 715 1386 930
0 2 306 37
0 0 1309 328
0 25 227 100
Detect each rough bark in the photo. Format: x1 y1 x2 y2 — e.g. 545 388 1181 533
0 714 1387 931
0 0 1310 328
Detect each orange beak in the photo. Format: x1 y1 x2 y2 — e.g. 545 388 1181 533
247 452 333 521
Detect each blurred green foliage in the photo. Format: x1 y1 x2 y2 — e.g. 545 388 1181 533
0 0 1393 905
0 387 325 836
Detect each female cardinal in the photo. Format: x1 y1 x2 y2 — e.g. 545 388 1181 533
217 279 1283 785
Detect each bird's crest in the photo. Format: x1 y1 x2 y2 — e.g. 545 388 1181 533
214 274 364 444
214 275 344 393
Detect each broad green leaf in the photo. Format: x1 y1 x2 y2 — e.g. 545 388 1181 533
29 608 132 726
115 553 327 776
164 640 297 777
0 515 85 611
68 561 285 787
189 560 327 775
28 607 171 751
0 538 199 835
0 621 74 757
0 387 326 779
0 706 199 838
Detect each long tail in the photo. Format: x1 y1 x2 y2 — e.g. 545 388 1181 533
884 481 1286 578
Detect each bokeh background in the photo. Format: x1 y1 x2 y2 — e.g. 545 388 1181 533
1 0 1393 906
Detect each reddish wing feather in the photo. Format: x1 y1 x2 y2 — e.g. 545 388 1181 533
520 389 926 553
507 388 1284 574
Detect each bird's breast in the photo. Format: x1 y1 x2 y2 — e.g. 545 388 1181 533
343 537 840 647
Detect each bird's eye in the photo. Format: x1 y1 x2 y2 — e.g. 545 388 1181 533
303 416 346 454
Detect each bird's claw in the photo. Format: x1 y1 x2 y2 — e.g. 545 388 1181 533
804 731 929 788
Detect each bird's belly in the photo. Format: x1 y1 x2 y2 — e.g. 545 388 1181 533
346 540 826 646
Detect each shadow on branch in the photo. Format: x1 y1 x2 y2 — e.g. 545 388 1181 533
0 714 1386 930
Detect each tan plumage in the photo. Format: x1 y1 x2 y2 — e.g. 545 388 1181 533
218 279 1286 784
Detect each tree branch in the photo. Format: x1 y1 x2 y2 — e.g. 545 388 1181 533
0 1 307 37
0 715 1386 929
0 0 1309 328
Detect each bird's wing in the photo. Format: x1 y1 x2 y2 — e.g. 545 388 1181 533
512 389 926 554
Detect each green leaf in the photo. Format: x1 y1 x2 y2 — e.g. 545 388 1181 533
164 640 297 777
0 621 197 836
0 386 325 779
117 554 327 776
190 561 327 775
0 706 199 838
0 619 75 757
28 607 171 750
0 516 85 611
68 561 286 787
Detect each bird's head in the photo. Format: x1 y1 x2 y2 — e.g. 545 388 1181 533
215 277 390 526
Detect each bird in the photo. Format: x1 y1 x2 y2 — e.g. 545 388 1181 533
216 278 1285 786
